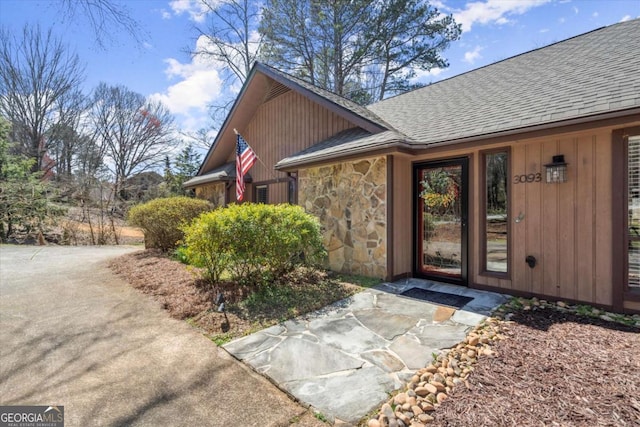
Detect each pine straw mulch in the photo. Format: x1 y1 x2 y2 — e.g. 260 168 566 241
107 249 360 343
431 307 640 427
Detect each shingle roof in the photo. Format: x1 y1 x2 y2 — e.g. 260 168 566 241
194 20 640 177
368 18 640 146
184 162 251 187
276 128 409 169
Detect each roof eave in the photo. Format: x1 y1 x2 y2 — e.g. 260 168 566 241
183 175 233 188
410 107 640 150
275 139 413 171
275 108 640 170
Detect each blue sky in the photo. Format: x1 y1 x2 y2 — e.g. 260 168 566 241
1 0 639 137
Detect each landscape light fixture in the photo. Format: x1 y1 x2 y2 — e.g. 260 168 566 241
544 155 568 183
215 293 225 312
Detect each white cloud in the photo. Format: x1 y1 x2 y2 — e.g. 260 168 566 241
169 0 211 23
430 0 448 10
411 66 448 86
573 6 579 14
150 41 230 131
414 67 445 80
464 45 483 64
559 17 566 23
152 64 222 116
452 0 551 32
539 28 549 33
161 9 172 20
620 15 632 22
149 33 256 132
592 12 599 18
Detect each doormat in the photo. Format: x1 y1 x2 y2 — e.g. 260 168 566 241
400 287 473 309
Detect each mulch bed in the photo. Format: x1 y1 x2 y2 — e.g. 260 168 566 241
110 251 640 425
107 250 357 342
108 250 257 337
431 308 640 426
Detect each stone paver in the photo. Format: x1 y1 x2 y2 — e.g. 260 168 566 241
224 278 509 424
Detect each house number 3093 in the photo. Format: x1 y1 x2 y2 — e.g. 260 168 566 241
513 173 542 184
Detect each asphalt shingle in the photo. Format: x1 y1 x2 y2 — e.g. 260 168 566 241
367 19 640 146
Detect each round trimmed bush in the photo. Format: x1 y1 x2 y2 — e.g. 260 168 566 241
182 203 326 284
128 196 214 252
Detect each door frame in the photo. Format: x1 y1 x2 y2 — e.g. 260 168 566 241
413 157 469 286
613 126 640 312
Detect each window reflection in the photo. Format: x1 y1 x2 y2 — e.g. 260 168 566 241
485 152 508 273
628 136 640 288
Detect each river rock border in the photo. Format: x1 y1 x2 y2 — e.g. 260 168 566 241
363 316 504 427
362 297 640 427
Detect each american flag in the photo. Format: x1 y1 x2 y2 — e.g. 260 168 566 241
236 134 257 201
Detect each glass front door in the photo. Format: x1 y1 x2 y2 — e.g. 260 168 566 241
415 158 468 284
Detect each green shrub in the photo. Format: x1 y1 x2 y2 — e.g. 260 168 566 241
181 203 326 284
128 196 214 252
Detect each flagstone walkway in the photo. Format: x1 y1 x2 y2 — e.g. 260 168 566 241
223 279 509 424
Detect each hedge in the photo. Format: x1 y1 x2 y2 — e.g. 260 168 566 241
128 196 214 252
181 203 326 284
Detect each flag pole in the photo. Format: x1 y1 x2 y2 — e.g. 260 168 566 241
233 128 281 181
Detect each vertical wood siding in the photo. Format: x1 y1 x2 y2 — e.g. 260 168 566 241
226 90 354 204
393 126 614 306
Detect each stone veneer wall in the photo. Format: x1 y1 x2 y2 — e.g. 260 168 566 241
195 182 226 207
298 156 387 278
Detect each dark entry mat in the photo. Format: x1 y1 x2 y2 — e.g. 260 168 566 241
400 287 473 309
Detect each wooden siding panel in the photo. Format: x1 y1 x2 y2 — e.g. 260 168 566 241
575 135 595 303
525 143 543 295
623 300 640 312
594 132 613 306
541 140 559 298
472 153 487 286
511 143 527 292
384 121 635 308
234 90 355 190
393 156 413 275
557 137 577 301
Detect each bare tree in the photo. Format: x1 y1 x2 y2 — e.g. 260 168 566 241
58 0 146 50
47 90 91 183
0 24 85 171
180 127 216 152
192 0 263 83
189 0 263 124
91 83 175 199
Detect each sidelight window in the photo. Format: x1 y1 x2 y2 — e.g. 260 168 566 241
628 135 640 289
483 151 509 274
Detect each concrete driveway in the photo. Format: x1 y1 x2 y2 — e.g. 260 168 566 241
0 245 320 427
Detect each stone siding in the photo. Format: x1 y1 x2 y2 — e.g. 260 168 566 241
195 182 226 207
298 157 387 278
